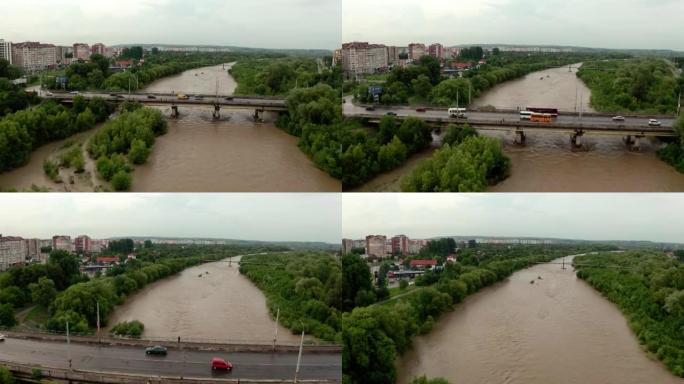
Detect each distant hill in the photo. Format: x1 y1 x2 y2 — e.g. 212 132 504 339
107 236 339 252
447 43 684 57
434 235 684 249
109 43 331 57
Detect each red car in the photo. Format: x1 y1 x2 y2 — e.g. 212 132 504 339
211 357 233 371
416 108 426 112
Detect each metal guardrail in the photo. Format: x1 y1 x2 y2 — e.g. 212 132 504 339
3 331 341 352
2 360 339 384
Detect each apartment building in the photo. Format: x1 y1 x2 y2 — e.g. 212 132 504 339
73 43 91 60
0 39 12 64
0 236 27 271
52 235 73 252
12 42 57 71
428 43 444 60
408 43 426 61
341 42 388 79
365 235 387 258
391 235 410 256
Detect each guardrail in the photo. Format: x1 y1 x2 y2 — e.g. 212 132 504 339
3 331 341 353
2 360 339 384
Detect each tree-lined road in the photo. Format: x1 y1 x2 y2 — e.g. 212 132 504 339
0 338 341 381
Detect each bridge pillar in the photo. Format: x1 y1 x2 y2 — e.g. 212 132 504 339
571 131 583 148
514 130 526 145
626 135 642 151
253 109 263 122
212 104 221 120
171 105 179 118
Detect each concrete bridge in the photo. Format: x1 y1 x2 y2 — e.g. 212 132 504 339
352 111 677 150
48 91 288 121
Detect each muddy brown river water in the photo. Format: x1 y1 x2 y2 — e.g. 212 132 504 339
397 256 683 384
106 255 303 344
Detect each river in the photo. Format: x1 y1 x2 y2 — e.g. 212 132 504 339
0 63 341 192
396 256 683 384
353 64 684 192
106 255 303 344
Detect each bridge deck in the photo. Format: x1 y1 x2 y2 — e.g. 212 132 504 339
360 114 677 136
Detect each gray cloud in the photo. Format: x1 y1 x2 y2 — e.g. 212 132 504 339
1 194 341 243
342 194 684 243
3 0 340 49
343 0 684 51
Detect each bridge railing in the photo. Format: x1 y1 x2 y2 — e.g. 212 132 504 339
2 329 341 351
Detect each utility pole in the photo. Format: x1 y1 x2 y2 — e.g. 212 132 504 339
272 308 280 351
562 257 566 270
678 91 681 117
96 301 100 343
293 329 305 384
468 82 471 106
66 321 72 372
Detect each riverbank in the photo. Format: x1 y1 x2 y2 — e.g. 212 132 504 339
396 255 682 384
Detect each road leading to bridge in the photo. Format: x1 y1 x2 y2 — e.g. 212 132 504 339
0 338 341 381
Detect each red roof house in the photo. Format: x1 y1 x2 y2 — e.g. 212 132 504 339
410 259 438 268
96 256 119 264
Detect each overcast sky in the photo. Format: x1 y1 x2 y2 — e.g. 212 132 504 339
343 0 684 51
1 194 341 243
2 0 340 49
343 194 684 243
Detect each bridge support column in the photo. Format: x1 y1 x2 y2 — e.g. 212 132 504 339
514 130 526 145
253 109 263 122
171 105 179 118
212 104 221 120
625 135 643 151
571 131 583 148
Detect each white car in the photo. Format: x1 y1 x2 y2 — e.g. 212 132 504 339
69 91 79 95
648 119 662 127
612 116 625 121
0 334 6 341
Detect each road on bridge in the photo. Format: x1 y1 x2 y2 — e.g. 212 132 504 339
0 337 341 381
343 96 676 130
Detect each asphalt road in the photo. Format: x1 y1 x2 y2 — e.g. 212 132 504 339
0 338 341 381
343 96 676 129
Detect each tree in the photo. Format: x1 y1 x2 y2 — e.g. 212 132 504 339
342 307 397 384
29 277 57 307
0 367 14 384
430 78 471 107
443 124 478 146
128 139 151 165
377 136 408 171
411 74 433 99
0 304 16 327
111 170 133 191
342 254 373 311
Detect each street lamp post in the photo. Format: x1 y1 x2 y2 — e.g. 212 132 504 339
66 321 72 372
272 308 280 351
293 329 305 384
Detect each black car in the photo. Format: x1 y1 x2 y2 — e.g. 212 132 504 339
225 96 234 101
147 94 157 99
386 112 397 116
365 106 375 111
109 93 118 97
145 346 168 355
